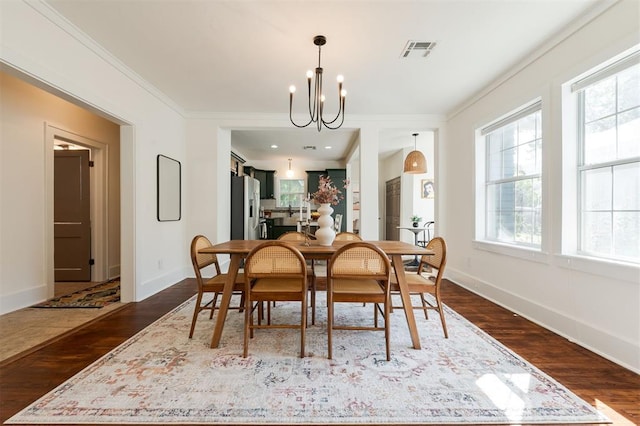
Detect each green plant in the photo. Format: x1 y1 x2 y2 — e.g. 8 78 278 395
410 215 422 223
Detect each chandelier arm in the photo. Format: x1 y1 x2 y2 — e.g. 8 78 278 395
307 75 314 119
322 106 345 130
289 112 315 128
321 99 344 125
318 73 325 131
290 95 315 128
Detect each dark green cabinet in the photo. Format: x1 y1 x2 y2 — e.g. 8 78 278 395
255 170 275 199
306 170 325 196
326 168 346 232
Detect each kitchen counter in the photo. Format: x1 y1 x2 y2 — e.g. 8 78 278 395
263 217 318 239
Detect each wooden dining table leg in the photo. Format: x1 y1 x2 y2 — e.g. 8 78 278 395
210 253 242 348
391 254 422 349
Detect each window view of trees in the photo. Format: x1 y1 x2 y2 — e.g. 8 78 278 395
279 179 305 208
485 109 542 247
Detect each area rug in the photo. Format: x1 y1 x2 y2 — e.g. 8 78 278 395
32 280 120 308
8 294 608 425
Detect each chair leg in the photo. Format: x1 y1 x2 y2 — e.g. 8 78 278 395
327 295 333 359
420 293 429 320
310 278 316 326
189 292 204 338
435 296 449 339
373 303 379 328
238 293 245 312
384 300 391 361
243 294 252 358
209 293 220 319
300 297 307 358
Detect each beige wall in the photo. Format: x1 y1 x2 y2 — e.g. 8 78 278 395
1 71 120 294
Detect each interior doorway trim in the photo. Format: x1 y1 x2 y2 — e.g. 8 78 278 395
44 124 109 296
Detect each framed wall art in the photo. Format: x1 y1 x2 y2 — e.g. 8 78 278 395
421 179 435 199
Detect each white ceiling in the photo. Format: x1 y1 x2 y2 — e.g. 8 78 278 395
46 0 600 161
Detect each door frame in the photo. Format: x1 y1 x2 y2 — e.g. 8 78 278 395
45 124 109 296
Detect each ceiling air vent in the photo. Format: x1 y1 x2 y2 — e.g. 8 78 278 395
303 145 317 150
401 40 437 58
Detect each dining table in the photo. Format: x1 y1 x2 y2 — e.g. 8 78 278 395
199 239 433 350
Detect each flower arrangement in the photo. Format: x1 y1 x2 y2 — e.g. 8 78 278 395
410 215 422 223
311 175 348 206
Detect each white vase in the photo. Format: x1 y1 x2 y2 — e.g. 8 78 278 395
315 203 335 246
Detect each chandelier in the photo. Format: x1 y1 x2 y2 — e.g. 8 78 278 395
289 35 346 132
403 133 427 174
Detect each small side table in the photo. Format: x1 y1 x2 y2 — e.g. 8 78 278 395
397 226 428 266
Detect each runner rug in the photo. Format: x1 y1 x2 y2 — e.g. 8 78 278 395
7 294 608 424
32 280 120 308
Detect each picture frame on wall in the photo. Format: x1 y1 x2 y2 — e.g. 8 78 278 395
421 179 435 199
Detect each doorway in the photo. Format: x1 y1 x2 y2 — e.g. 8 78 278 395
46 126 110 296
385 177 401 240
54 147 91 282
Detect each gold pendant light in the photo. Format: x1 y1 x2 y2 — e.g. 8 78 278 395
403 133 427 174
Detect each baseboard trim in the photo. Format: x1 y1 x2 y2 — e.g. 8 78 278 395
446 268 640 374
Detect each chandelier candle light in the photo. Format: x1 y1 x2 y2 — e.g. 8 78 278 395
289 35 347 132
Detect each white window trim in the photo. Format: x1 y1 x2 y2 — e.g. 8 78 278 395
475 98 543 251
277 177 305 208
561 46 640 265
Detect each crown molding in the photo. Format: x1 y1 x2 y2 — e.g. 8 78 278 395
446 0 620 121
28 0 186 118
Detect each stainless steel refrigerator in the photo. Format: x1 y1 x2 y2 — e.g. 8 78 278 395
230 175 261 240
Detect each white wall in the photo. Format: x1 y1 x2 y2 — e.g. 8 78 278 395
0 0 188 311
441 0 640 372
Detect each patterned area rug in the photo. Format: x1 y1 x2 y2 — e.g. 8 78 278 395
32 280 120 308
8 294 608 424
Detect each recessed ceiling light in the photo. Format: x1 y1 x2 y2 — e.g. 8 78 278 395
324 146 332 149
270 144 278 149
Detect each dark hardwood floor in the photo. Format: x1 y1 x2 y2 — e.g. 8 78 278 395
1 278 638 425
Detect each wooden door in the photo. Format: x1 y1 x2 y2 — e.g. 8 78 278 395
54 150 91 281
385 177 401 240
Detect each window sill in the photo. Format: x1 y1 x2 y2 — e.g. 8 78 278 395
473 240 549 264
554 253 639 283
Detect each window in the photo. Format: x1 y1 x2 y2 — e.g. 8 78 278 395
279 179 305 207
480 101 542 248
572 51 640 263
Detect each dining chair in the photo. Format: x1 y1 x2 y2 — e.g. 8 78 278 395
390 236 448 338
416 221 435 247
243 240 308 358
277 231 317 325
334 231 362 241
189 235 245 338
327 241 392 361
333 213 343 233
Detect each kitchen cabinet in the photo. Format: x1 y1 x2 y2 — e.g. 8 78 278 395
266 218 298 239
306 170 325 195
326 168 346 232
254 170 275 199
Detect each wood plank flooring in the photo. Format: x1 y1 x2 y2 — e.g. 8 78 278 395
1 278 638 425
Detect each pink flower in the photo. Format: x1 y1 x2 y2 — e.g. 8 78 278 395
311 175 349 206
